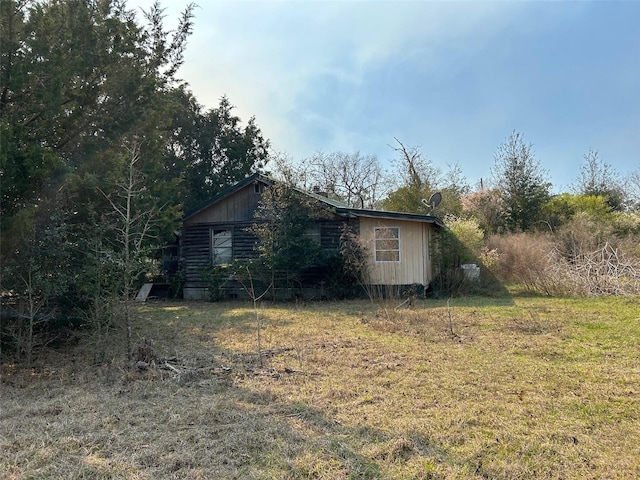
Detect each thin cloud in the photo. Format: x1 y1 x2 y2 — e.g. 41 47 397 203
128 0 639 186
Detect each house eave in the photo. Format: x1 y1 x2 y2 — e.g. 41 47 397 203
335 207 445 228
183 172 272 221
182 172 445 229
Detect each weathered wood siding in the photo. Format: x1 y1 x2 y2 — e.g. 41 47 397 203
320 219 353 251
181 222 259 289
182 220 351 286
186 183 262 224
181 182 357 297
358 217 434 286
182 182 264 296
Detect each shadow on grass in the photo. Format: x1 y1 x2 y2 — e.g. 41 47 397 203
240 395 448 479
2 296 514 478
125 301 454 478
1 348 451 479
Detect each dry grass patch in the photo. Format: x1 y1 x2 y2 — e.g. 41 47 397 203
2 296 640 479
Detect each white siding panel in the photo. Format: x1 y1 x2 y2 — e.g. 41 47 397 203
359 217 434 285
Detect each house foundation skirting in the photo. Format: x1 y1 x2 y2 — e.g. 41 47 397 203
183 287 209 301
182 283 428 302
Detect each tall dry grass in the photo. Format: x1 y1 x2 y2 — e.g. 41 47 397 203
486 233 562 295
487 228 640 296
2 297 640 479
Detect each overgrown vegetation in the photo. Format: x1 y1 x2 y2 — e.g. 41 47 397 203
2 297 639 479
486 212 640 296
440 134 640 299
0 0 268 364
198 184 368 302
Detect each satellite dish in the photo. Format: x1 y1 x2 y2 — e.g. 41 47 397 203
429 192 442 208
422 192 442 210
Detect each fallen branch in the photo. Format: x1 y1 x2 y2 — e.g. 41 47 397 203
260 347 295 357
159 362 181 375
284 367 306 374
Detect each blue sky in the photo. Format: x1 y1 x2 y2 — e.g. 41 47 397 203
130 0 639 192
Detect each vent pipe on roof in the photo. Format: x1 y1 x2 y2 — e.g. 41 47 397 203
312 186 328 197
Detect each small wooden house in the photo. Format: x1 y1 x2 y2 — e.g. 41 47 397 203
180 173 444 300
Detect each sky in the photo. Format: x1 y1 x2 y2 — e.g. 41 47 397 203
129 0 640 193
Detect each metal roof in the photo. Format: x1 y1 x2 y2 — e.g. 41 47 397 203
335 206 445 228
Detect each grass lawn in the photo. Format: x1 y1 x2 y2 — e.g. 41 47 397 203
1 294 639 479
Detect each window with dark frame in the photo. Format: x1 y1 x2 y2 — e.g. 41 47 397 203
374 227 400 262
304 225 321 245
211 229 233 265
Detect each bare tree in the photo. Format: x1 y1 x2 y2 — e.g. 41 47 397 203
306 151 390 209
7 260 58 367
384 139 469 217
269 151 311 188
100 140 162 362
234 266 272 366
0 206 71 366
390 137 441 191
269 151 390 209
625 167 640 211
438 162 471 218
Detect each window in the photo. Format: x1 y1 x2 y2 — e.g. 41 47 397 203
304 225 321 245
211 229 232 265
374 227 400 262
254 182 264 194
